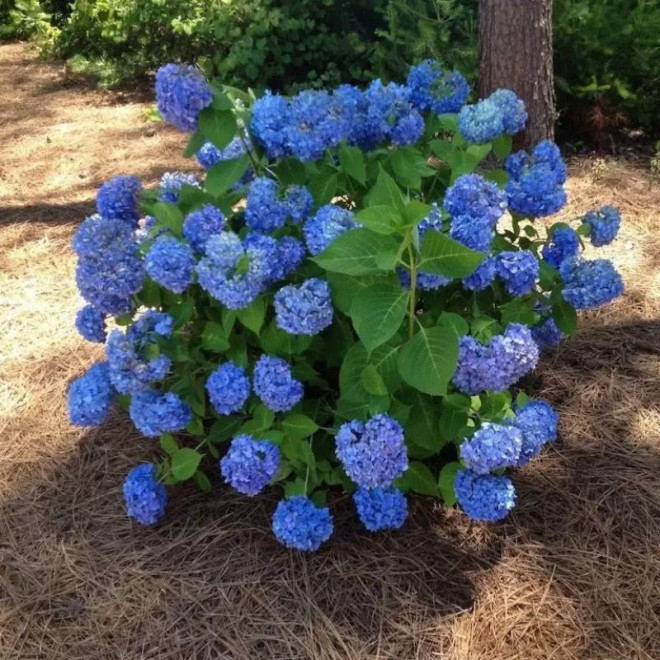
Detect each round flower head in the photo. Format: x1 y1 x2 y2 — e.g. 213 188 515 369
532 316 564 349
303 204 360 256
444 174 507 227
495 250 539 295
463 258 496 291
195 136 247 170
272 496 333 551
253 355 304 412
583 206 621 247
128 389 192 438
245 177 290 232
454 469 516 522
206 361 251 415
145 236 195 294
270 236 306 282
274 278 333 336
183 204 225 253
354 487 408 532
450 215 494 253
458 98 504 143
333 83 384 150
365 80 424 147
488 89 528 135
75 304 106 343
250 92 290 160
158 171 200 204
406 60 470 114
123 463 167 525
96 175 142 226
542 226 580 269
335 414 408 489
220 435 281 496
72 214 136 258
513 400 559 465
459 423 523 474
560 258 624 309
155 63 212 133
68 361 115 427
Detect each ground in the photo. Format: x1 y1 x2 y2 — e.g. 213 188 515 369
1 42 659 660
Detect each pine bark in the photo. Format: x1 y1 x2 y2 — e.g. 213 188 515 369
478 0 555 147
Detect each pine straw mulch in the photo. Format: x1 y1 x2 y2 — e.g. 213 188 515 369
1 42 660 659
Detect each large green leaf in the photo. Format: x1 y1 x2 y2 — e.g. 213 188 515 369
551 297 578 334
339 343 369 394
198 107 236 150
205 155 251 196
438 462 461 506
152 202 184 235
281 414 319 440
338 143 366 185
396 461 439 496
368 166 406 213
405 392 444 453
171 448 203 481
418 230 485 278
237 296 266 334
355 205 402 235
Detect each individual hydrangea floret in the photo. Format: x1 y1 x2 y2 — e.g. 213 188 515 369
513 400 559 465
354 487 408 532
495 250 539 295
253 355 304 413
155 63 212 133
583 206 621 247
454 469 516 522
123 463 167 525
96 175 142 226
272 496 333 551
303 204 360 256
542 226 580 269
129 389 193 438
206 361 251 415
406 60 470 114
443 174 507 227
274 278 333 335
145 236 195 294
463 258 497 291
183 204 225 253
532 316 564 349
220 434 281 496
68 361 115 427
559 258 624 309
75 304 106 343
459 423 523 474
335 414 408 489
158 172 200 204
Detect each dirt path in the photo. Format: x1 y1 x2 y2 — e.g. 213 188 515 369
1 42 659 660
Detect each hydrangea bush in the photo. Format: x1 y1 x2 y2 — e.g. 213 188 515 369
67 60 624 550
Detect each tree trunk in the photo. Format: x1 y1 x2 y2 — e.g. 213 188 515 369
478 0 555 148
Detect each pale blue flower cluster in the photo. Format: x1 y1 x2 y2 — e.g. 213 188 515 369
460 423 524 474
206 361 251 415
245 177 313 231
220 434 281 496
453 323 540 395
583 206 621 247
303 204 360 256
253 355 304 413
129 389 192 438
458 89 527 143
68 361 115 427
183 204 225 253
335 414 408 489
272 496 334 551
75 304 106 343
560 258 624 309
406 60 470 114
145 236 195 293
495 250 539 295
353 487 408 532
96 175 142 226
513 400 559 465
542 226 580 269
158 172 200 204
155 63 212 133
123 463 168 525
454 470 516 522
274 278 333 335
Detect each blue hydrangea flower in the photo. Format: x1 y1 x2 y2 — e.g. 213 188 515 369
532 316 564 348
155 63 212 133
183 204 225 253
220 434 281 496
335 414 408 489
145 236 195 294
454 469 516 522
123 463 167 525
270 236 306 282
206 361 251 415
444 174 507 227
274 278 333 335
495 250 539 295
245 177 290 232
365 79 424 147
68 361 115 427
72 214 135 258
96 175 142 225
158 172 200 204
272 496 333 551
303 204 360 256
253 355 304 412
450 215 494 252
583 206 621 247
458 89 526 143
353 487 408 532
333 84 384 150
488 89 528 135
463 258 497 291
75 304 106 343
542 226 580 269
285 185 313 223
285 89 339 161
250 92 290 160
129 389 192 438
195 136 248 170
406 60 470 114
513 400 559 465
459 423 523 474
559 258 624 309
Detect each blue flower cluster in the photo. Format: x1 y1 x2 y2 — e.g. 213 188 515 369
272 496 334 551
335 414 408 489
513 400 559 465
155 64 212 133
206 361 251 415
454 469 516 522
453 323 540 395
583 206 621 247
560 258 624 309
406 60 470 115
274 278 333 335
253 356 304 413
542 226 580 269
460 423 524 474
303 204 360 256
532 316 564 349
353 487 408 532
463 258 497 292
182 204 225 253
245 177 313 232
145 236 195 293
220 435 281 496
75 304 106 343
505 141 567 218
458 89 527 143
158 172 200 204
96 175 142 226
123 463 168 525
495 250 539 295
196 135 249 171
68 361 115 427
129 389 192 438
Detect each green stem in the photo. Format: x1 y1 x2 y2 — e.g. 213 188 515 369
408 246 418 339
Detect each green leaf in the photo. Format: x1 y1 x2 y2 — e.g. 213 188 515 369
438 311 469 338
360 364 388 396
390 147 435 188
309 172 338 206
260 322 313 356
405 392 443 453
397 325 459 396
152 202 184 235
171 448 203 481
471 315 501 343
349 281 408 352
397 461 438 496
355 205 402 235
159 433 179 457
439 403 469 443
339 343 369 394
313 228 401 275
338 143 366 185
310 490 327 508
281 413 319 440
198 107 236 150
183 131 205 158
370 343 401 391
208 416 242 443
237 296 266 334
404 200 432 226
464 143 492 171
186 416 205 436
205 155 250 196
284 478 308 497
551 297 578 334
368 166 405 213
326 272 396 315
274 158 308 186
193 470 212 493
281 437 316 470
201 322 230 352
492 134 513 160
419 230 485 278
484 169 509 186
500 298 540 327
438 462 461 506
480 391 512 419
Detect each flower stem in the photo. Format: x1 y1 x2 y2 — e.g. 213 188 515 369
408 246 417 339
